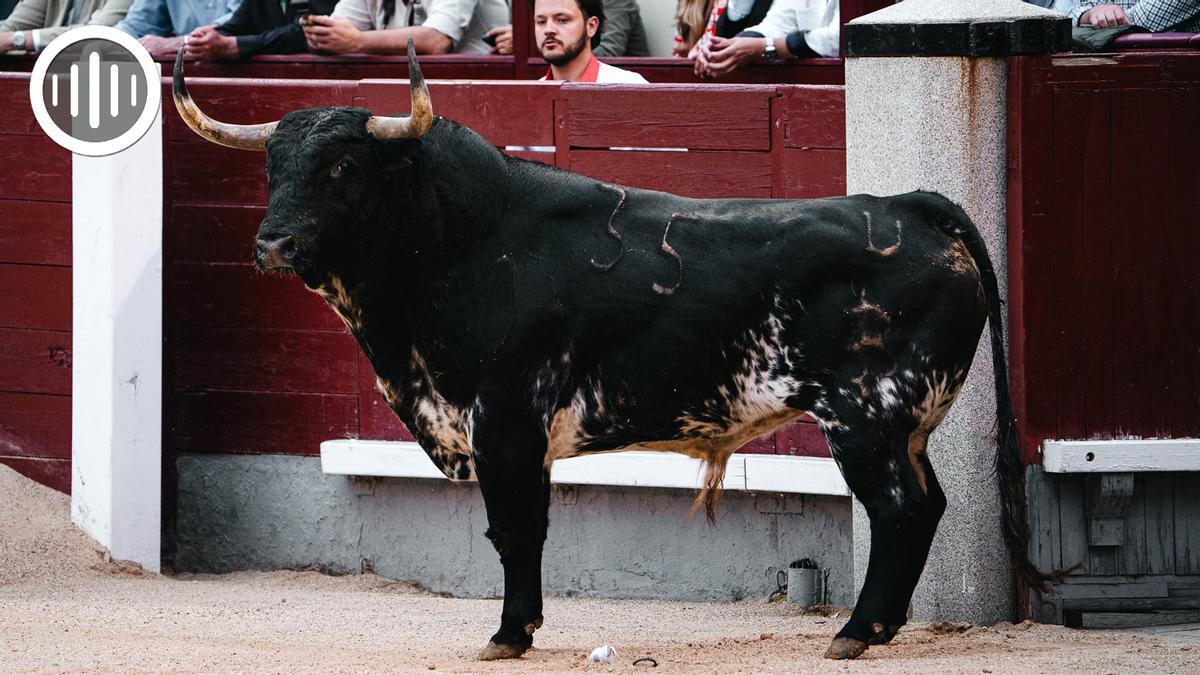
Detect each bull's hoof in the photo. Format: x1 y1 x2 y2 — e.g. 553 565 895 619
479 641 528 661
824 637 868 660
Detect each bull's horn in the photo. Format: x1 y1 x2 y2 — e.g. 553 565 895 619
365 40 433 141
172 49 277 151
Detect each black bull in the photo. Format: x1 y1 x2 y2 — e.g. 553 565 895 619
173 49 1066 660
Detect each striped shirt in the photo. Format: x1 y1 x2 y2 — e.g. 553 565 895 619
1070 0 1200 32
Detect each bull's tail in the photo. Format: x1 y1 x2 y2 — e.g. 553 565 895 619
689 449 736 524
927 192 1076 595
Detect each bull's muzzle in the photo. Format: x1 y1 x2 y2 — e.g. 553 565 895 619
255 235 296 270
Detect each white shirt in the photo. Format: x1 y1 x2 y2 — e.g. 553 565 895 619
539 57 649 84
746 0 840 59
593 61 649 84
331 0 508 54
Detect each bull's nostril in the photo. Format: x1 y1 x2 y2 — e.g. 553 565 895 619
255 235 296 267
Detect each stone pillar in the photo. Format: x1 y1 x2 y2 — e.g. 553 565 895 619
842 0 1067 624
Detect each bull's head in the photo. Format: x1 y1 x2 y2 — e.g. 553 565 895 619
172 43 433 287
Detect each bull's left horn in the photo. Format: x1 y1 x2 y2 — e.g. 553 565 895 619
365 39 433 141
172 49 278 151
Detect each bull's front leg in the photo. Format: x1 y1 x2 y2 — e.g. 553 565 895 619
472 420 551 661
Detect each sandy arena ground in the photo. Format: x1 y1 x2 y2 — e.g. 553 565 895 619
2 465 1197 673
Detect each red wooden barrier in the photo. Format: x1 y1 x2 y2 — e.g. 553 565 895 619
0 73 848 491
0 73 72 492
1008 52 1200 464
0 52 845 85
163 78 844 462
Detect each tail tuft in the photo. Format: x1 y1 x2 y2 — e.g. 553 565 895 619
688 455 729 525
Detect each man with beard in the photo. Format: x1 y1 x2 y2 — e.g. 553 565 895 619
535 0 646 83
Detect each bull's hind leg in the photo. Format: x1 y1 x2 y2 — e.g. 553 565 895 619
472 420 551 660
874 435 946 643
819 420 946 660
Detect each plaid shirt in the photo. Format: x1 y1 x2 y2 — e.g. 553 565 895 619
1070 0 1200 32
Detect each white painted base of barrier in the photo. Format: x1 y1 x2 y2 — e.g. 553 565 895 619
1042 439 1200 473
69 92 163 573
320 439 850 497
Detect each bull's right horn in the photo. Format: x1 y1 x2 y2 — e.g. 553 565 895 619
172 50 278 151
365 39 433 141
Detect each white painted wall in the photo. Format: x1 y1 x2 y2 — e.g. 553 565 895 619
70 90 163 573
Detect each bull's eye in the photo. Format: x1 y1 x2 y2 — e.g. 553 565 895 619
330 159 355 179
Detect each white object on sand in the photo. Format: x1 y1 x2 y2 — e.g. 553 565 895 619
588 645 617 664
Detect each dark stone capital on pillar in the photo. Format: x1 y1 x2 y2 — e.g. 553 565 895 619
844 0 1071 58
845 18 1071 57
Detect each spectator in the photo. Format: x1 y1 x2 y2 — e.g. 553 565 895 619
693 0 838 78
302 0 507 54
1070 0 1200 31
534 0 645 82
116 0 242 54
0 0 131 53
486 0 648 57
183 0 337 61
673 0 711 56
674 0 772 58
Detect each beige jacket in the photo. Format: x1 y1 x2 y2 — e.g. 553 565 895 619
0 0 132 50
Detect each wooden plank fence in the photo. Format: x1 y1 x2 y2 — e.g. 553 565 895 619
162 76 845 463
0 75 857 490
1008 52 1200 462
0 73 72 492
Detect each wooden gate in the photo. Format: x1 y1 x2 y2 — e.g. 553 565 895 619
1008 51 1200 625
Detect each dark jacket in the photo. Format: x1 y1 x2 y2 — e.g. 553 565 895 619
593 0 648 57
718 0 772 38
217 0 336 58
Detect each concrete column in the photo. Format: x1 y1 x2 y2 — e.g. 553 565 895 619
70 91 164 573
842 0 1067 624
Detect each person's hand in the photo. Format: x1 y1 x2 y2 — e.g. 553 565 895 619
0 32 14 54
703 36 763 78
303 15 363 54
184 25 238 61
486 24 512 55
139 35 186 55
692 39 711 77
1080 4 1130 28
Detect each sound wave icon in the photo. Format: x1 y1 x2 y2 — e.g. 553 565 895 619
49 52 141 129
30 26 163 156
